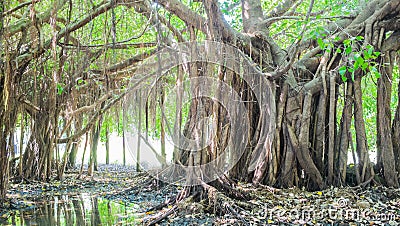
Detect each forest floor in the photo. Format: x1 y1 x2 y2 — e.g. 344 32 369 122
1 164 400 225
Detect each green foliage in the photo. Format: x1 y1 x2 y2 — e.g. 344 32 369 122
57 83 65 95
219 0 242 30
333 37 381 82
339 66 347 82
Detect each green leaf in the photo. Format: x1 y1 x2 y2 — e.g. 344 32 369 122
356 36 364 41
341 74 348 82
355 54 364 66
367 45 373 56
343 39 351 46
361 62 368 71
339 66 347 76
370 66 381 78
354 61 359 70
317 38 325 49
345 46 352 54
57 83 64 95
363 50 370 60
334 36 341 42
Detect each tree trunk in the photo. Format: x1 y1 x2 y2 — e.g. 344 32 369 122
377 52 399 187
353 74 374 183
68 118 83 168
136 95 141 171
105 124 110 165
296 92 325 189
88 120 101 176
160 88 167 168
19 112 25 178
393 65 400 174
337 81 354 185
327 72 336 184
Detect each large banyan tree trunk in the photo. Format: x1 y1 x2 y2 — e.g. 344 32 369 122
122 0 400 221
1 0 400 203
150 0 400 191
376 51 399 187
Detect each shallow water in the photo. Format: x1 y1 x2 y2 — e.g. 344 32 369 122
2 193 139 226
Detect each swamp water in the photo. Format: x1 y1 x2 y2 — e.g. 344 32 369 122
1 193 140 225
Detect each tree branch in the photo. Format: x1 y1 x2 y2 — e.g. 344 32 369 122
156 0 208 34
241 0 265 33
90 49 156 74
16 0 117 64
58 41 157 50
267 0 298 18
5 0 67 36
2 0 37 17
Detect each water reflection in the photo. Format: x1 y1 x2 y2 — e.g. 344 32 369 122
3 194 139 226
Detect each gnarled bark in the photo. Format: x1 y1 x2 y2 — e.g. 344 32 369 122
377 52 399 187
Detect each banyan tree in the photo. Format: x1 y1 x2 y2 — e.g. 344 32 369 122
1 0 400 208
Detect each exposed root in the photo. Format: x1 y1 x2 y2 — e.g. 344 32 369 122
223 202 250 226
146 205 178 226
145 195 177 213
201 181 251 225
209 175 251 200
143 176 253 225
144 190 198 225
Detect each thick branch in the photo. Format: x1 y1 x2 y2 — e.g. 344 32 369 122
2 0 35 17
58 42 157 50
16 0 117 64
156 0 207 34
90 49 156 74
64 91 113 117
241 0 264 33
5 0 67 36
57 67 155 143
266 0 298 18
